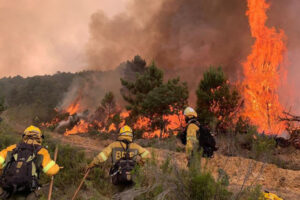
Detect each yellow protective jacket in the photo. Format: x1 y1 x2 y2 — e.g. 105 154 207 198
260 192 283 200
91 136 150 166
0 144 60 176
186 123 199 157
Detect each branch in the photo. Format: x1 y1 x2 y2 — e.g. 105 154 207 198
279 111 300 122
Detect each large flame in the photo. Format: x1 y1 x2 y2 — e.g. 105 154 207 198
243 0 287 134
66 101 80 115
65 119 89 135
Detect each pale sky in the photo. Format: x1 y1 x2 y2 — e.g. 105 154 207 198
0 0 129 77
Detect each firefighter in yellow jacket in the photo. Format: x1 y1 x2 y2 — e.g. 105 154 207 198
183 107 199 158
0 125 60 200
88 125 150 185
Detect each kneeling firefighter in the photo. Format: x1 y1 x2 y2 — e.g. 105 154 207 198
0 125 60 200
180 107 217 159
87 125 150 185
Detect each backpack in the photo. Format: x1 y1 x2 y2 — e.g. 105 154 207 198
197 125 217 157
179 119 217 157
109 140 136 185
0 143 42 194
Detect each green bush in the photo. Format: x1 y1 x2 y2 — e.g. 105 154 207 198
189 172 217 199
188 153 232 200
252 134 276 160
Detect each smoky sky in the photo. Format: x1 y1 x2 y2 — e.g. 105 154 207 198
87 0 252 83
0 0 127 77
87 0 300 109
0 0 299 111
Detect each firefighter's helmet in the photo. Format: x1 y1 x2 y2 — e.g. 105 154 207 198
119 125 133 137
23 125 44 140
184 107 197 118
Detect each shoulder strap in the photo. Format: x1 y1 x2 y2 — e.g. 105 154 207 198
188 118 200 127
118 140 131 159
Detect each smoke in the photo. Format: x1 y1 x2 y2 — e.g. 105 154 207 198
87 0 252 85
268 0 300 114
58 70 123 112
3 0 298 113
87 0 300 111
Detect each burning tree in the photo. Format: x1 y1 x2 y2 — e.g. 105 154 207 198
94 91 120 131
196 67 241 133
121 62 188 137
242 0 287 134
101 92 116 116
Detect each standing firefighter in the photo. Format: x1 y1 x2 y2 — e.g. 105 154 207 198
0 125 60 200
181 107 217 159
87 125 150 186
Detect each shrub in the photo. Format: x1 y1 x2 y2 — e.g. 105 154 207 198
188 153 232 200
237 185 264 200
252 133 276 160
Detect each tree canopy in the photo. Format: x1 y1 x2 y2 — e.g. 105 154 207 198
196 67 240 133
121 61 188 135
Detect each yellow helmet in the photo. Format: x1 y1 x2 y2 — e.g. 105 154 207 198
262 191 283 200
184 107 197 118
23 125 43 139
119 125 133 137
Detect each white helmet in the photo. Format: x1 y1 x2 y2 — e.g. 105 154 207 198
184 107 197 118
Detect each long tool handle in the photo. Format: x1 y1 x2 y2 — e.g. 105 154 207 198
71 169 91 200
48 145 59 200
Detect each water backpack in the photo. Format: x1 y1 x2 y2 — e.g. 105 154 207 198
178 119 217 157
109 140 136 185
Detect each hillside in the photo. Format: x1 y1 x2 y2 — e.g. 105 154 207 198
55 133 300 200
46 131 300 200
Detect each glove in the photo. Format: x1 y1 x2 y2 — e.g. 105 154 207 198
88 162 96 169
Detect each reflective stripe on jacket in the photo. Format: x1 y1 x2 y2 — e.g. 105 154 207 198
0 144 59 176
91 140 150 166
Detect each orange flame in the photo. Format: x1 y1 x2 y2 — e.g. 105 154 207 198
66 101 80 115
243 0 286 134
64 119 89 135
132 110 185 138
65 95 82 115
60 95 184 137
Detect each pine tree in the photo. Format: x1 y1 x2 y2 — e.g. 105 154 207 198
101 91 116 117
121 61 188 136
196 67 240 133
121 62 163 120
